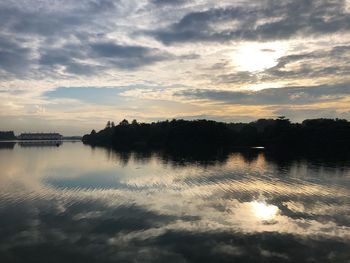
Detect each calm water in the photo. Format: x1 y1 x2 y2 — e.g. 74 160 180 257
0 142 349 262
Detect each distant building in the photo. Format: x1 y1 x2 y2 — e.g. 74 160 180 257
18 133 63 140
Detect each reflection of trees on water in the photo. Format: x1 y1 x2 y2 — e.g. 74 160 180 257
0 141 63 149
0 142 16 149
101 146 232 167
18 141 63 147
96 145 350 175
83 118 350 173
265 149 350 176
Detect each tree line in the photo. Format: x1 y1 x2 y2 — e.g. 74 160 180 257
82 117 350 152
0 131 16 140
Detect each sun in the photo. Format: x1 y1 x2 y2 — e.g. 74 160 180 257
251 201 279 221
232 42 286 72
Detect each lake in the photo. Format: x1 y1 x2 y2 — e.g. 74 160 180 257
0 141 349 262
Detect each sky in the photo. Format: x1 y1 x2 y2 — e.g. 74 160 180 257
0 0 350 135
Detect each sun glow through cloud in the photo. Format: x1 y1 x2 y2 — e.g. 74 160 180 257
232 42 287 72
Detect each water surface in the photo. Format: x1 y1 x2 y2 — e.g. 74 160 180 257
0 142 349 262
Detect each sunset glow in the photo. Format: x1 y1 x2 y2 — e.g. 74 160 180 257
0 0 349 135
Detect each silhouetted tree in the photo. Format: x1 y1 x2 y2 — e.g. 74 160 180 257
0 131 16 140
120 119 129 126
82 118 350 153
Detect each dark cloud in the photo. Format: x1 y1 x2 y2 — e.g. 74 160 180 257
151 0 187 6
149 7 248 44
0 0 200 78
37 40 198 75
91 42 154 58
87 0 118 12
38 44 99 76
148 0 350 44
90 42 171 69
0 0 119 37
39 45 84 64
264 45 350 80
176 83 350 105
1 0 348 80
0 1 122 78
37 41 174 76
213 71 258 84
0 36 31 76
64 63 99 76
271 107 349 122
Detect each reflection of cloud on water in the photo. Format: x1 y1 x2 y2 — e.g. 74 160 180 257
0 182 349 262
0 186 349 262
0 143 350 262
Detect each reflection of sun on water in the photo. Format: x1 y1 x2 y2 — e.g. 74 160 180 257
251 201 279 221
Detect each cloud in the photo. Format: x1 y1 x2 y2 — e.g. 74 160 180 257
148 0 350 44
0 36 32 76
176 83 350 105
0 1 121 78
0 0 119 37
0 0 350 133
90 42 172 69
38 44 99 76
208 44 350 86
271 107 350 122
43 86 133 104
264 45 350 80
150 0 187 6
212 71 258 85
0 0 199 78
37 40 198 75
